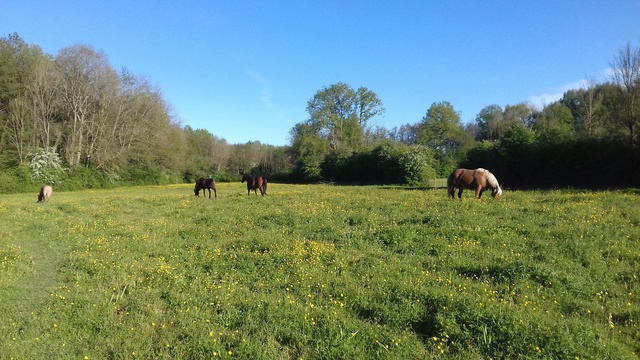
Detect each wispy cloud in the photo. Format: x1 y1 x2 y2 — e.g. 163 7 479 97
528 80 587 110
246 70 276 110
527 69 611 110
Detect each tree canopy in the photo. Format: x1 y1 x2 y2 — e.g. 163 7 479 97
0 33 639 191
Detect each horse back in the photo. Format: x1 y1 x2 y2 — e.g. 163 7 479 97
38 185 52 202
448 169 472 187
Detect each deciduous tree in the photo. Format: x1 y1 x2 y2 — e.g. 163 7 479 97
609 41 640 147
305 82 384 152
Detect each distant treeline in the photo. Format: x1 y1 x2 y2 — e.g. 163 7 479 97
0 33 638 193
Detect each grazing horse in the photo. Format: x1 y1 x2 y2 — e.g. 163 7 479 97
241 174 267 196
447 168 502 199
194 178 217 199
38 185 52 203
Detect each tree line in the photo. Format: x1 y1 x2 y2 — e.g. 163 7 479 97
1 33 638 192
0 34 290 192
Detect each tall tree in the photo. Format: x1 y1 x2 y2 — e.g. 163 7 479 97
417 101 468 149
503 103 534 128
305 82 384 152
609 41 640 147
55 44 115 167
25 54 58 149
475 104 504 141
417 101 473 175
533 102 574 143
388 123 418 144
560 80 612 138
288 122 330 181
0 33 45 164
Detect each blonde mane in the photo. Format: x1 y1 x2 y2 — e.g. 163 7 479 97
476 168 500 189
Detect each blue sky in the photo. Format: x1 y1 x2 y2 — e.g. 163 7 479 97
2 1 639 145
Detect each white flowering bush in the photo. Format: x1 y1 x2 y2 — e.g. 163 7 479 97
399 145 436 186
28 147 67 184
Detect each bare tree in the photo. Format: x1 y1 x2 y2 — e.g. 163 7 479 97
209 136 230 172
578 77 601 137
7 97 30 163
609 42 640 147
25 56 58 149
55 44 113 167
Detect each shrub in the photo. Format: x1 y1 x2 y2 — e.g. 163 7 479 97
28 147 67 185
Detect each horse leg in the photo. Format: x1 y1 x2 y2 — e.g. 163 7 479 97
475 188 483 199
457 188 463 199
213 188 217 199
206 188 211 199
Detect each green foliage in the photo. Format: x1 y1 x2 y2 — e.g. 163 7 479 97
534 102 575 143
1 185 638 358
0 165 39 194
465 138 640 188
316 142 437 185
3 34 640 191
287 83 386 182
289 123 330 182
28 147 66 185
398 145 436 186
501 123 536 147
59 166 117 191
417 101 474 176
122 160 174 185
305 82 384 153
418 101 459 146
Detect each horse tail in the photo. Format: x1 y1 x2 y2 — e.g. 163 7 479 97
446 172 455 198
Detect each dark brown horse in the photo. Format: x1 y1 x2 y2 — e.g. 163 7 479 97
194 178 217 199
447 168 502 199
241 174 267 196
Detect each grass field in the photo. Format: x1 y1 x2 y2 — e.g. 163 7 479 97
1 183 638 359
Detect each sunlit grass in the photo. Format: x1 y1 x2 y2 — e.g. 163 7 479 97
0 184 638 358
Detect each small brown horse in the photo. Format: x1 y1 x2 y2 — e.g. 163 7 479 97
194 178 217 199
38 185 52 203
447 168 502 199
241 174 267 196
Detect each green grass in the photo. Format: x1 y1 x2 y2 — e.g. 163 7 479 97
1 184 639 359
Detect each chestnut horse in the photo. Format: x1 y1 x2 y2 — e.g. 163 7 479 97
38 185 52 203
447 168 502 199
194 178 217 199
241 174 267 196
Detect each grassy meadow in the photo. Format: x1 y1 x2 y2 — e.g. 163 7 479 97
0 183 639 359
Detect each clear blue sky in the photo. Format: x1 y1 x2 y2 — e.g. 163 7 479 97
2 1 639 145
